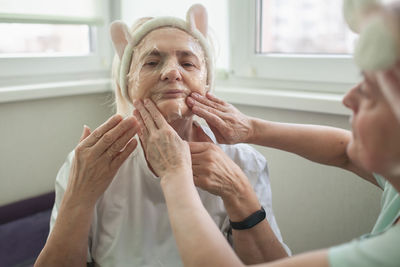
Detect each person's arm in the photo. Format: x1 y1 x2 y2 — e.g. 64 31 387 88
187 93 377 186
249 119 376 185
225 183 288 264
134 98 330 267
35 115 138 267
162 170 330 267
35 195 95 267
189 126 287 263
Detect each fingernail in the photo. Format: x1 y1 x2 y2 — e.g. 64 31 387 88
133 100 139 107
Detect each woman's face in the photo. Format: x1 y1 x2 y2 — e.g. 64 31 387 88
128 27 208 122
343 72 400 176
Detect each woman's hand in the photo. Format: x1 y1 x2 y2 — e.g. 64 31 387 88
34 115 139 267
133 99 192 179
186 92 254 144
189 125 260 220
64 114 139 208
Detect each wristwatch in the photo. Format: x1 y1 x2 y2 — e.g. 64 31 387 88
229 206 266 230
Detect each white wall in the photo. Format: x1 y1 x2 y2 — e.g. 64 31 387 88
0 92 113 206
0 93 382 255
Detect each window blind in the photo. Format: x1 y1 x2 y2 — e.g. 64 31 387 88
0 0 103 25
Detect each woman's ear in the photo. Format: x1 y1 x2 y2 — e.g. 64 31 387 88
110 21 133 60
187 4 208 37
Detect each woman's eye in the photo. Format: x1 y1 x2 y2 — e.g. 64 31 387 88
145 61 158 66
182 62 195 68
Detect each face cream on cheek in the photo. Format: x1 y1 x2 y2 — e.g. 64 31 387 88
155 97 190 122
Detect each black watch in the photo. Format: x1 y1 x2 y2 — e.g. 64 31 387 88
229 206 266 230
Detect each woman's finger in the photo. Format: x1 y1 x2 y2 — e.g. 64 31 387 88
92 117 138 157
79 125 91 143
82 114 123 147
190 92 225 111
143 99 168 129
110 138 138 170
189 141 211 154
104 123 138 159
191 153 206 167
134 109 149 141
133 100 157 131
206 92 226 106
191 104 226 129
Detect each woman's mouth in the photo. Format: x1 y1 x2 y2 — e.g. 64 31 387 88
161 89 188 99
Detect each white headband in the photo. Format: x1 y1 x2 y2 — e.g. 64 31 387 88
343 0 400 70
110 5 214 105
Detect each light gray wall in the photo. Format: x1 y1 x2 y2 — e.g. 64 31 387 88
0 94 382 255
0 93 114 206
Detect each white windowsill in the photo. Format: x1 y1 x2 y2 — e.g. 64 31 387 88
0 79 350 116
0 79 112 103
215 86 350 116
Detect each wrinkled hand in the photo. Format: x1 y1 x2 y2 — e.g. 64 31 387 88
189 125 250 200
65 115 138 207
377 61 400 123
186 92 253 144
133 99 192 178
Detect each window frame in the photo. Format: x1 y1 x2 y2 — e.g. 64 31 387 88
0 0 113 87
228 0 361 93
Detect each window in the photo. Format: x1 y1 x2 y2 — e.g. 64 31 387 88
229 0 361 93
0 0 111 86
121 0 229 70
0 24 91 56
258 0 357 54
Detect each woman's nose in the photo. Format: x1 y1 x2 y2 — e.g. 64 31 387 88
343 84 359 112
161 63 182 82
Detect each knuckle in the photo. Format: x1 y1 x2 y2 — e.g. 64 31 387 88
209 144 218 152
75 144 84 155
165 130 174 138
204 153 213 162
149 134 157 143
109 142 120 153
92 130 102 139
203 178 212 188
102 133 113 144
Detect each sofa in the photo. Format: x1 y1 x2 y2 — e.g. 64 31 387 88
0 192 55 267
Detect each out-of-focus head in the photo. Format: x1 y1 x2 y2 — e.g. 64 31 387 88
343 0 400 70
110 4 214 122
342 72 400 176
343 0 400 176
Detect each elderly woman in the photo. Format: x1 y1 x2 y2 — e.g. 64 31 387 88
34 4 288 267
133 0 400 266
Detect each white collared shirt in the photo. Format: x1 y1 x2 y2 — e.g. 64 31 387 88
50 127 289 267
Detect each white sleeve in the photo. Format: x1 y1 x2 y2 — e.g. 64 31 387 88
49 150 94 262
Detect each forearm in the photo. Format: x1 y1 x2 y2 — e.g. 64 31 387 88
248 119 351 168
35 195 94 267
161 171 243 267
223 184 287 264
